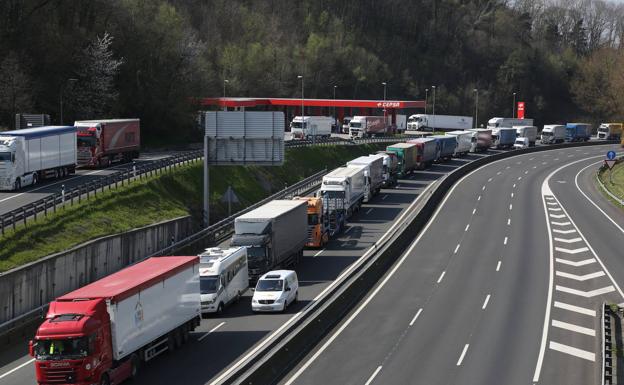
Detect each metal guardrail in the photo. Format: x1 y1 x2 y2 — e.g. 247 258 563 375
284 134 427 148
0 150 204 235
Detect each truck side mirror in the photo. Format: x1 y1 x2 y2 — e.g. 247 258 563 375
29 340 34 357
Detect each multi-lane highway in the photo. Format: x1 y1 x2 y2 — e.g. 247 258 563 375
282 144 623 385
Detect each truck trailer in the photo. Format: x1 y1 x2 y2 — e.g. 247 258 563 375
347 155 384 202
492 127 517 149
290 116 333 140
541 125 566 144
375 151 399 187
407 114 473 132
597 123 622 140
407 138 437 169
565 123 592 142
446 131 472 156
467 129 492 152
0 126 76 190
74 119 140 167
30 256 201 385
386 143 418 177
231 200 307 280
349 116 388 138
431 135 457 161
515 126 538 146
319 166 366 234
487 117 534 129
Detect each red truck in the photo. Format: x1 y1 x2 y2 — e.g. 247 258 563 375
74 119 140 167
30 256 201 385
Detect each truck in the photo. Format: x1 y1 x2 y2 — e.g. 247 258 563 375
515 126 538 146
341 117 352 134
541 125 566 144
487 117 534 129
74 119 140 167
375 151 399 187
386 143 418 177
406 114 473 132
431 135 458 161
319 166 366 234
294 196 341 248
407 138 437 169
565 123 592 142
30 256 201 385
446 131 472 156
347 155 384 202
0 126 76 191
467 128 492 152
231 200 307 280
349 116 388 138
290 116 333 140
393 114 407 133
597 123 622 140
492 127 517 149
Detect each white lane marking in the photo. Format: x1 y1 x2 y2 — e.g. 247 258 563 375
507 218 511 226
509 204 512 210
477 195 481 201
454 244 460 254
513 183 516 188
555 285 615 298
548 207 562 211
555 246 589 254
503 236 508 245
364 366 383 385
313 249 325 258
506 166 511 169
525 170 529 174
456 344 470 366
552 320 596 336
0 358 35 380
530 157 535 161
533 166 537 169
496 261 501 271
409 309 423 326
382 194 388 200
472 208 476 215
553 229 576 234
518 176 522 180
549 214 566 219
546 202 558 206
365 208 373 215
542 162 547 165
482 294 491 310
554 301 596 317
554 237 582 243
551 221 572 226
497 171 501 175
344 226 354 234
554 158 559 161
482 185 486 191
488 177 493 182
464 224 470 232
510 192 514 198
556 270 605 281
555 258 597 267
198 322 226 341
437 271 446 283
549 341 595 362
517 161 522 165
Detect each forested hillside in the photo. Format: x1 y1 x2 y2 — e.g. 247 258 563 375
1 0 623 143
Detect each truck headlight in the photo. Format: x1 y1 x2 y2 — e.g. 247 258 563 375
85 363 91 370
252 299 258 304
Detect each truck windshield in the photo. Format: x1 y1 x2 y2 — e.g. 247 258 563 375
350 122 362 128
291 122 305 129
200 276 219 294
77 136 96 147
0 152 11 161
308 214 319 225
542 132 552 136
34 337 91 360
246 246 266 260
598 126 608 132
256 279 283 291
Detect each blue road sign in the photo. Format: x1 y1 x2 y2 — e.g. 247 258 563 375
607 150 616 160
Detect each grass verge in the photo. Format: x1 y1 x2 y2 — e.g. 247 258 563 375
597 161 624 207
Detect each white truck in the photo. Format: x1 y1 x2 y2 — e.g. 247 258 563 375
515 125 538 146
349 116 388 138
199 247 249 314
290 116 333 140
407 114 473 132
394 114 407 133
347 155 384 202
231 200 307 281
320 166 366 233
541 125 566 144
487 117 534 129
0 126 77 190
446 131 472 156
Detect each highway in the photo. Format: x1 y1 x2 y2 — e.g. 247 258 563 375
0 150 492 385
282 144 623 385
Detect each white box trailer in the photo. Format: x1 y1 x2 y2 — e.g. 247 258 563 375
515 125 538 146
320 166 365 216
0 126 76 190
446 131 472 156
541 125 566 144
407 114 472 131
347 155 384 202
487 117 534 129
290 116 333 140
394 114 407 132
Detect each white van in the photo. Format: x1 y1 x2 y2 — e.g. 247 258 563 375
251 270 299 312
199 247 249 314
513 137 529 149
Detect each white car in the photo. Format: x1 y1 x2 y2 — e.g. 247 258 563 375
251 270 299 312
513 137 529 149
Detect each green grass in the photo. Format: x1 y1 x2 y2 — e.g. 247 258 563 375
0 143 388 272
598 162 624 206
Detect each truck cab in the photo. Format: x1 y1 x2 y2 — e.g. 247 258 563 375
0 136 26 190
597 123 623 140
294 197 330 248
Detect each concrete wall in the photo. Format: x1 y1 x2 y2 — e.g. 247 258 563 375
0 216 194 325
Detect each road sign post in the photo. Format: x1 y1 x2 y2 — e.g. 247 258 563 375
605 151 617 184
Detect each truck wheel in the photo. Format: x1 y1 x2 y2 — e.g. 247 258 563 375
182 325 190 344
14 178 21 190
130 354 140 379
217 303 224 315
174 328 183 348
100 374 110 385
167 333 176 352
32 173 38 185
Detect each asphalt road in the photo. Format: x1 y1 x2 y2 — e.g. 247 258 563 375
281 144 623 385
0 150 494 385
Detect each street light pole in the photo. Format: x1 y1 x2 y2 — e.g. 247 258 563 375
59 78 77 125
425 88 429 115
333 85 337 133
298 75 310 144
473 88 479 129
432 85 436 131
382 82 387 126
223 79 229 98
512 92 516 118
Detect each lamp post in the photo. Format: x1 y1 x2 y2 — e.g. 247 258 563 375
59 78 77 125
432 85 436 131
298 75 310 143
223 79 229 98
333 85 337 133
473 88 479 129
382 82 387 123
425 88 429 115
512 92 516 118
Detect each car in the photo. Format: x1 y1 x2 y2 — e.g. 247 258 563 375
251 270 299 312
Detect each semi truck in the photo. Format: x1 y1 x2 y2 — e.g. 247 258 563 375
446 131 472 156
393 114 407 133
431 135 457 161
349 116 388 138
565 123 592 142
487 117 534 129
492 127 517 149
515 126 538 146
407 114 473 132
30 256 201 385
541 125 566 144
0 126 77 190
341 117 352 134
467 128 492 152
75 119 140 167
407 138 437 169
386 143 417 177
347 155 384 202
294 196 341 248
375 151 399 187
290 116 333 140
597 123 622 140
319 166 366 234
231 200 307 281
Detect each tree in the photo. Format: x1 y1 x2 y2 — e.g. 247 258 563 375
0 52 34 129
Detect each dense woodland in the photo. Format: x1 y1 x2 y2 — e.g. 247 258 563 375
1 0 624 144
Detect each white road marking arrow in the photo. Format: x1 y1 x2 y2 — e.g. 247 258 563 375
556 285 615 298
555 258 596 267
550 214 567 219
554 237 583 243
555 246 589 254
551 221 572 226
553 229 577 234
556 270 606 281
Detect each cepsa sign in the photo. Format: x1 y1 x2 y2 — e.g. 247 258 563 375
517 102 525 119
377 101 401 108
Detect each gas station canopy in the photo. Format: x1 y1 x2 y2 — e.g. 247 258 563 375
199 97 424 110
